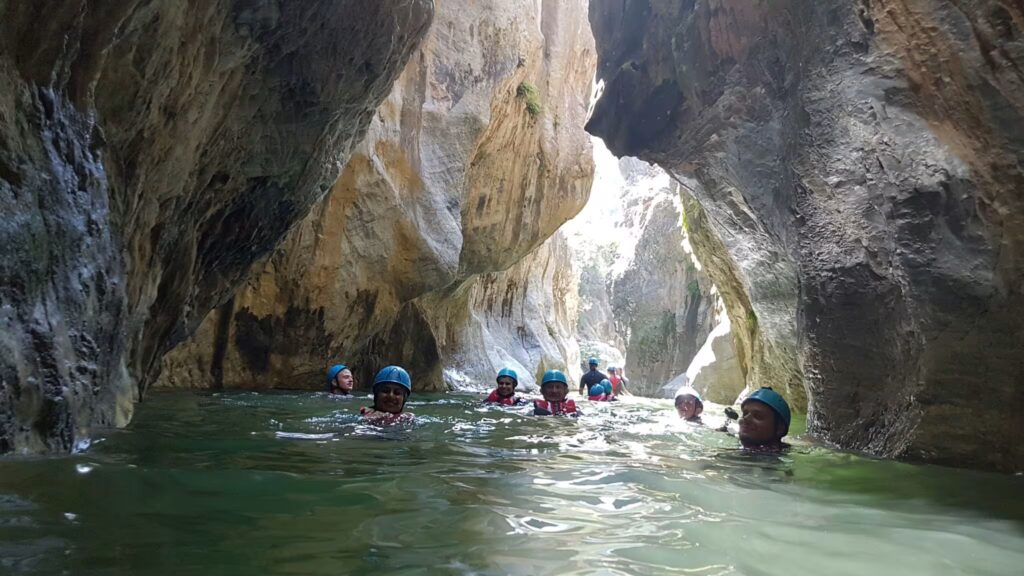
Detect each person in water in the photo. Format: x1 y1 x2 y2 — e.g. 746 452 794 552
587 379 609 401
738 387 791 450
608 366 630 395
484 368 528 405
360 365 415 424
602 381 619 401
534 370 579 416
674 386 704 423
326 364 355 395
578 357 608 397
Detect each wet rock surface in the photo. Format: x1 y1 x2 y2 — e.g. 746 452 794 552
588 0 1024 471
158 0 596 392
611 194 715 396
0 0 432 451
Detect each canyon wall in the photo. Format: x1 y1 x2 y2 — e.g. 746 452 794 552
159 0 596 391
610 193 716 396
0 0 432 451
587 0 1024 471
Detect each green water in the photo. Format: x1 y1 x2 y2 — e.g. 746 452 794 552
1 392 1022 575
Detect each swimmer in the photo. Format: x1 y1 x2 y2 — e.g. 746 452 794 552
578 357 608 397
533 370 579 416
360 365 415 424
484 368 528 406
674 386 704 423
601 380 618 401
326 363 355 395
588 379 609 401
738 387 791 451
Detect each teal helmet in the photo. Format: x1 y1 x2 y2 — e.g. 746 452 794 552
496 367 519 385
608 366 617 373
541 370 568 386
742 387 791 434
593 379 611 395
601 381 614 395
326 364 347 384
588 357 599 366
326 364 349 391
373 365 412 393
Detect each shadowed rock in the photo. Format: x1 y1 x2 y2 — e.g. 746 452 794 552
0 0 433 452
587 0 1024 471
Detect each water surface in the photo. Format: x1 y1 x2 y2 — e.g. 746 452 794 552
1 391 1021 575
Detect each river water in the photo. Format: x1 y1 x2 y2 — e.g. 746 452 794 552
0 391 1021 575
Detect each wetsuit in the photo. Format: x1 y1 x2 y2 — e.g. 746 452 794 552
579 369 608 395
533 399 579 416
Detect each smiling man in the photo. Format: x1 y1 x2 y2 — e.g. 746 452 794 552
738 387 791 450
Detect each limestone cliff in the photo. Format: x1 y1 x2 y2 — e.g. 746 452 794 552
159 0 596 391
566 147 717 396
588 0 1024 471
612 192 716 396
0 1 432 452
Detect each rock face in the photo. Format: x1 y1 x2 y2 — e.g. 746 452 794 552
567 147 717 395
0 0 433 452
612 193 716 396
159 0 596 391
588 0 1024 471
418 232 583 392
685 320 746 405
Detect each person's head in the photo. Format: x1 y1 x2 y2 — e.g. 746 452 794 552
540 370 569 402
326 364 354 393
372 366 412 414
588 357 599 370
674 386 704 420
495 368 518 398
592 379 611 397
739 387 791 447
601 381 614 396
608 366 617 375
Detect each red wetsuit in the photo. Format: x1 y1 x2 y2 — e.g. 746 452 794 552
533 399 579 416
588 393 606 402
609 375 622 394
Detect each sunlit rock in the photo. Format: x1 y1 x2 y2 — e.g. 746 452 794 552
159 0 596 392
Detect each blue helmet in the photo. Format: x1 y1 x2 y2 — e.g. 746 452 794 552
496 367 519 385
592 379 611 395
742 387 791 434
601 381 614 395
326 364 347 385
373 365 412 393
587 357 599 366
541 369 568 386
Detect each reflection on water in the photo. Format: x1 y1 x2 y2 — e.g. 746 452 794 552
0 392 1022 575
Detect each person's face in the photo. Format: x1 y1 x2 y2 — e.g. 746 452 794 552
541 382 568 402
374 383 408 414
739 401 782 446
589 363 598 371
496 377 516 397
336 369 354 392
675 395 703 420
